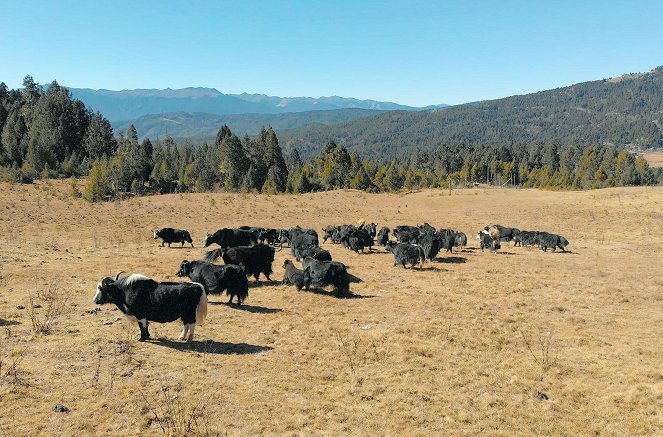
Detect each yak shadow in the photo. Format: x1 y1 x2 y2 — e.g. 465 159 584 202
220 302 283 314
152 338 273 355
415 265 443 271
347 273 363 283
435 256 467 264
159 246 194 249
301 288 377 299
497 251 519 256
0 319 20 326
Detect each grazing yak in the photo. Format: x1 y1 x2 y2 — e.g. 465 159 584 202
153 228 194 247
436 229 456 253
477 231 501 253
279 227 319 247
203 228 257 248
484 224 520 242
538 232 570 252
514 231 539 247
384 241 425 268
360 222 377 240
302 257 351 295
282 259 306 290
291 233 320 261
418 232 441 262
393 226 420 244
342 228 374 253
454 232 468 248
92 272 207 342
300 245 332 261
376 226 390 246
204 244 276 284
176 260 249 305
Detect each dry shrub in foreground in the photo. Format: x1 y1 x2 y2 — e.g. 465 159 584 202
28 283 70 335
146 386 217 436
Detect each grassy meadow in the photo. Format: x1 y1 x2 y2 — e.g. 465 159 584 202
0 180 662 436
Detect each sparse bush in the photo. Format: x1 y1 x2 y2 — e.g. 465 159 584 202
68 177 82 198
147 387 214 436
28 284 70 335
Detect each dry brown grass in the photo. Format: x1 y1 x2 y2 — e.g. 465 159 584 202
0 180 662 435
642 151 663 168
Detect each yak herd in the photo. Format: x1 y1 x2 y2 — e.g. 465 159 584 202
94 223 569 342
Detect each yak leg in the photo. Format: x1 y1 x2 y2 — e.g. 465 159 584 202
186 324 195 342
138 319 150 341
179 324 190 340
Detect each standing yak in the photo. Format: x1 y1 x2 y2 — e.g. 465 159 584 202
176 260 249 305
92 272 207 342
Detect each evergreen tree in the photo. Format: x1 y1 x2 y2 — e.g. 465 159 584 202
263 127 288 192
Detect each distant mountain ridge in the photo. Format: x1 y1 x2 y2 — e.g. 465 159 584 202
111 108 384 140
69 87 448 121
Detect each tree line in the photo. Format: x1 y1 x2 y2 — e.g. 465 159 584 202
1 77 661 201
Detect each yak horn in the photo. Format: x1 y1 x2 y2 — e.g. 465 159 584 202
115 271 125 281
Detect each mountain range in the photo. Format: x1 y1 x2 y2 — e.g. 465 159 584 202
69 87 447 122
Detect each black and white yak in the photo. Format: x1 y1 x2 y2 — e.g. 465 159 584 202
92 272 207 342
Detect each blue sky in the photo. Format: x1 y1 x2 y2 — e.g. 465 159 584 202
0 0 661 106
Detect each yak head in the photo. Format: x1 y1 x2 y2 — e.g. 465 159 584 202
93 271 124 305
203 233 214 247
176 260 192 278
153 230 161 239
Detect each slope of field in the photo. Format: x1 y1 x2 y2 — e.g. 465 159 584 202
643 151 663 168
0 182 662 435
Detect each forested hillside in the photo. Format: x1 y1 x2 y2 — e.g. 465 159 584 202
1 75 661 201
280 68 663 158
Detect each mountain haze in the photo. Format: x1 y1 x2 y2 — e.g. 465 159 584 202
111 108 383 140
69 87 447 122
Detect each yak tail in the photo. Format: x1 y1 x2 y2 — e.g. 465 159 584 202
416 245 426 267
237 278 249 303
203 248 224 263
195 284 208 326
302 266 312 290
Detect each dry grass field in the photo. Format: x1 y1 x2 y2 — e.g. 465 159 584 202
642 152 663 168
0 180 662 436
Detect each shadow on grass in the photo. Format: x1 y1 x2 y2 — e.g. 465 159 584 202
208 301 283 314
153 338 273 355
301 288 377 299
435 256 467 264
0 319 20 326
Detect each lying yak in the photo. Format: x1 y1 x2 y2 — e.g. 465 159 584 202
302 257 350 295
176 260 249 305
92 272 207 342
282 259 306 290
153 228 194 247
384 241 425 268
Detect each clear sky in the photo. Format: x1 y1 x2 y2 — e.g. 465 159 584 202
1 0 661 106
